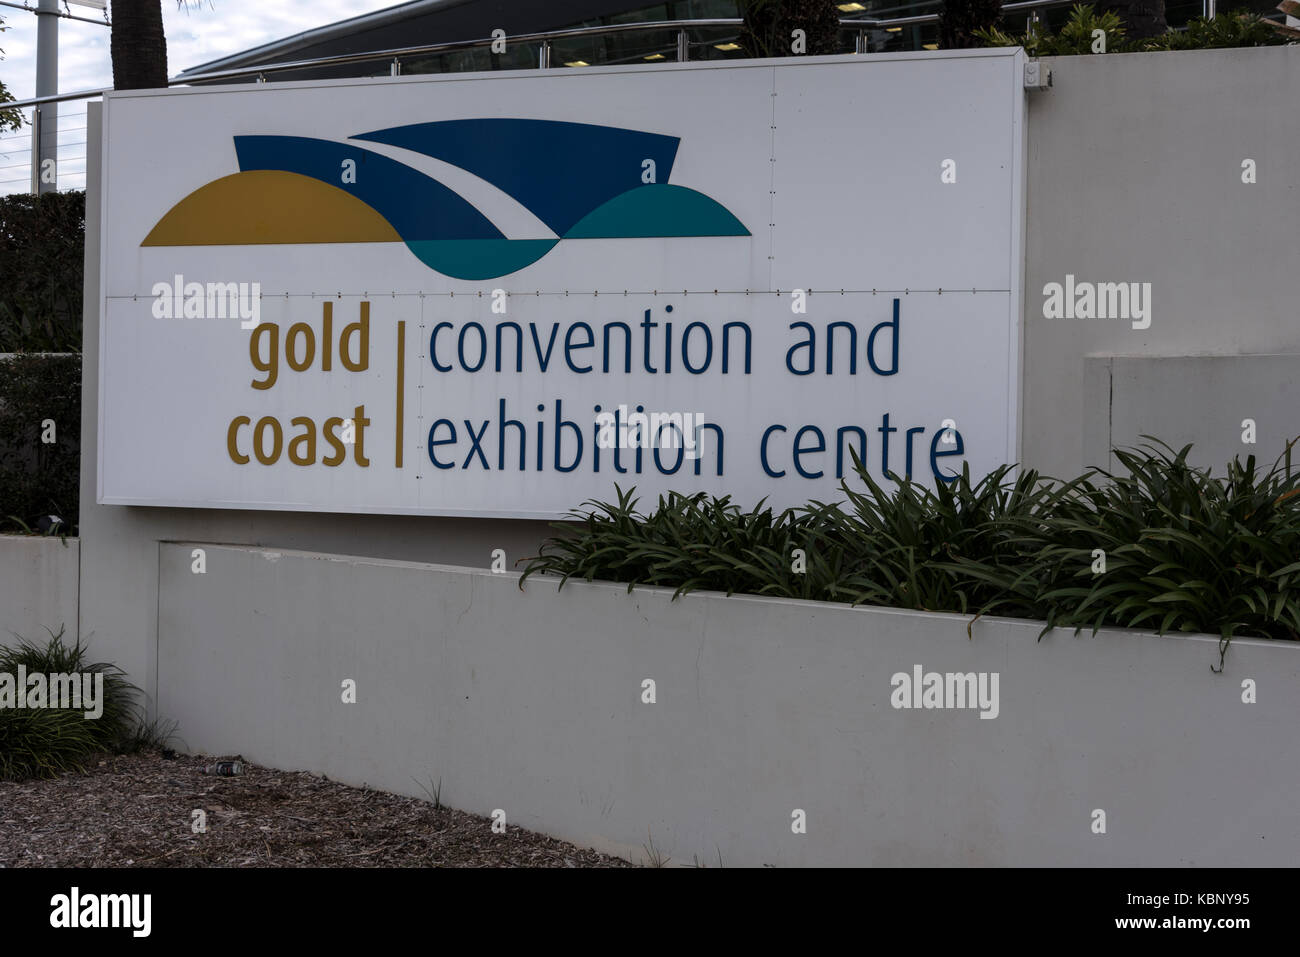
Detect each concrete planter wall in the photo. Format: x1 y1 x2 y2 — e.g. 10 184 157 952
157 542 1299 867
0 534 79 642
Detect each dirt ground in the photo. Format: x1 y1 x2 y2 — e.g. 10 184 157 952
0 750 632 868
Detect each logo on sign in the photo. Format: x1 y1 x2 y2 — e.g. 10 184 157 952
142 119 750 280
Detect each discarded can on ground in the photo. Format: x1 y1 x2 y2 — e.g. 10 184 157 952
205 761 244 776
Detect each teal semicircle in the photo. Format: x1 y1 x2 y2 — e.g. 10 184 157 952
405 239 559 280
564 184 750 239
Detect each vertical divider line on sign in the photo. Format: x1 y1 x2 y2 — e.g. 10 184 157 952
396 319 406 468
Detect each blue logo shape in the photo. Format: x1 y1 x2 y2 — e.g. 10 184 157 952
149 119 751 280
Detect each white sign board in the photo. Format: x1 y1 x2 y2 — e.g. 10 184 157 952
99 50 1026 519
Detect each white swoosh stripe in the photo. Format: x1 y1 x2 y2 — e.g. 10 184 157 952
347 138 558 241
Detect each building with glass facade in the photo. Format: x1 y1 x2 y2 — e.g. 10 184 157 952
176 0 944 83
179 0 1271 86
179 0 1270 86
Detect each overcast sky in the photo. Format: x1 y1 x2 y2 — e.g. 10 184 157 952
2 1 401 97
1 0 400 192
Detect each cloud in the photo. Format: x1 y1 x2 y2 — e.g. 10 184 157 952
0 0 397 191
4 0 401 97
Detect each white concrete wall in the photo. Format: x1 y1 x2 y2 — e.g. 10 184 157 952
158 542 1299 867
1025 47 1300 478
0 534 79 643
1084 354 1300 474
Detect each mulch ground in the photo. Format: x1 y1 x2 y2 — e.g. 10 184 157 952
0 750 632 868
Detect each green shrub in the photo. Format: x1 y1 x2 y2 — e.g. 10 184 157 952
977 4 1127 55
522 440 1300 667
976 4 1289 53
521 485 856 602
0 627 142 780
943 443 1300 662
0 16 24 133
0 190 85 353
1137 8 1288 49
0 351 80 533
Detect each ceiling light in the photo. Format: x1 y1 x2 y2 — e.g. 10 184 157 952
644 53 666 60
564 60 589 67
714 42 741 51
837 3 867 11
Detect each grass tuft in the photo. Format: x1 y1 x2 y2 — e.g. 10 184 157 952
0 626 153 780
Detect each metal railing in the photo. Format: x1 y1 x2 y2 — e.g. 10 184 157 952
0 2 1082 196
0 0 109 28
0 104 86 194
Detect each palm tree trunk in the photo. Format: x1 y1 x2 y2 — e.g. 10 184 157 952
111 0 169 91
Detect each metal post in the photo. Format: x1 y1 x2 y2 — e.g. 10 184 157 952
855 29 866 54
34 0 59 193
391 57 401 76
29 106 42 195
538 40 551 68
676 28 688 62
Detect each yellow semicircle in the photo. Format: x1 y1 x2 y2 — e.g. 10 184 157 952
142 170 402 246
